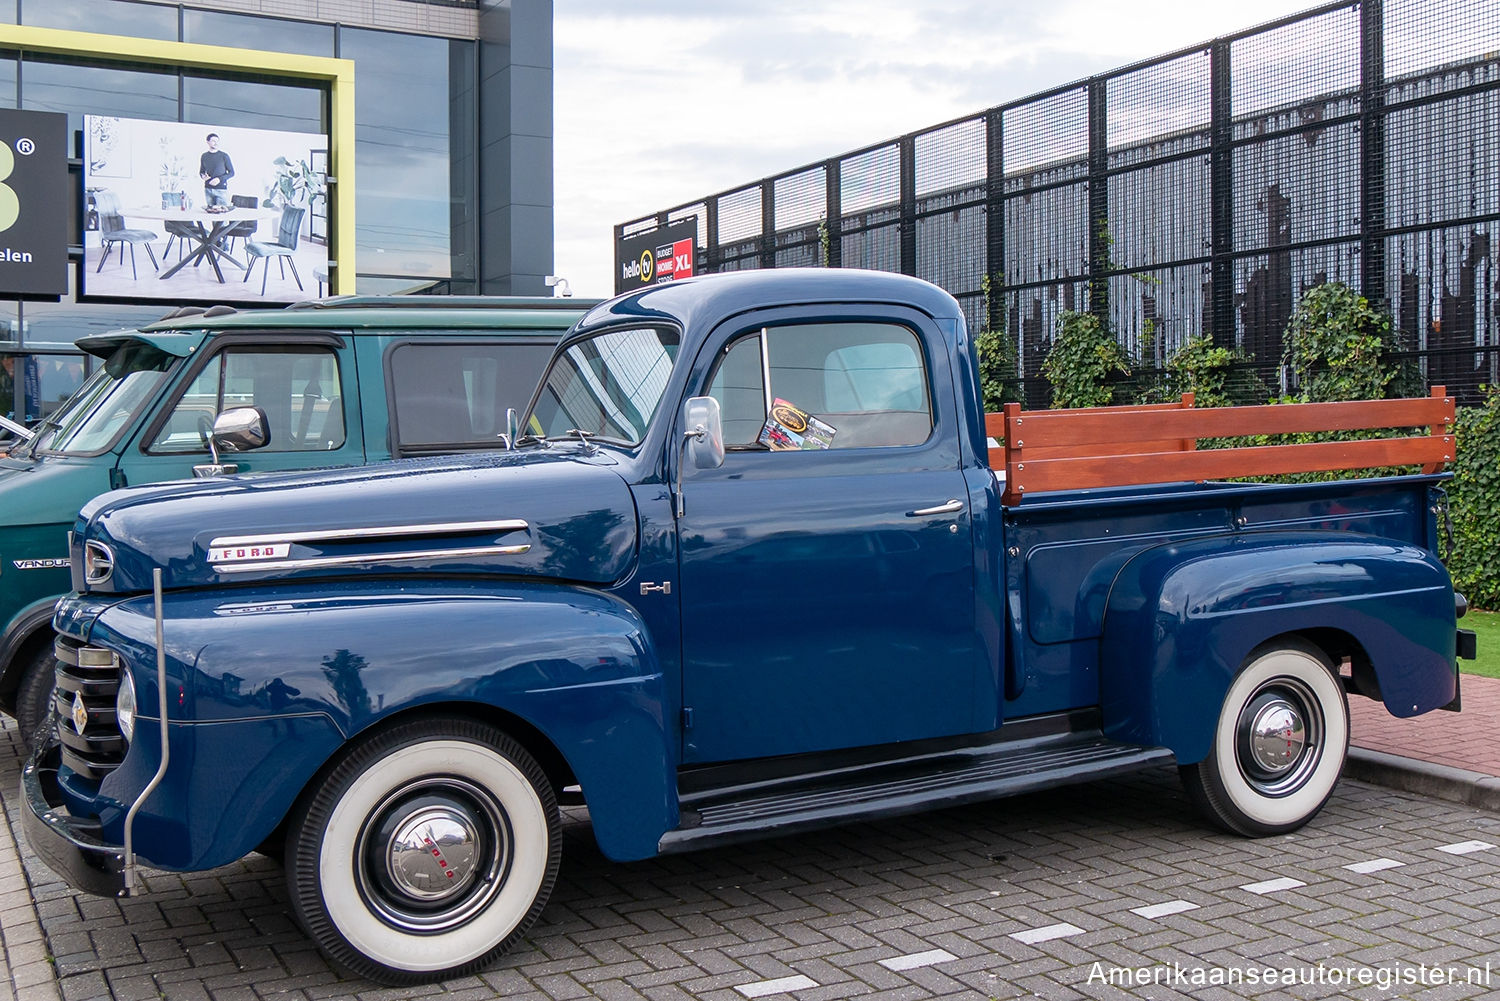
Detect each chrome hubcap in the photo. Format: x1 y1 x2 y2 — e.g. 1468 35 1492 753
1245 698 1306 775
356 779 511 933
1235 678 1323 796
386 806 482 903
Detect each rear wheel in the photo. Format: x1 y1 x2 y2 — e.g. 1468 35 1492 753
285 718 560 984
1180 640 1348 836
15 643 57 753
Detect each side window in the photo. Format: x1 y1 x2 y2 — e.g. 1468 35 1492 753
149 347 344 453
389 340 555 452
706 334 767 446
704 322 932 450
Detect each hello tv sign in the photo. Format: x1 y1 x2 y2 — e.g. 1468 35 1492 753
0 109 68 298
615 217 696 295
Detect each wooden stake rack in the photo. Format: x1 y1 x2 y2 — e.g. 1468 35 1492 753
986 388 1456 506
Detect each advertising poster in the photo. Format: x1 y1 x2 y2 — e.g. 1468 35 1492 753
615 217 696 295
82 116 329 305
0 109 69 298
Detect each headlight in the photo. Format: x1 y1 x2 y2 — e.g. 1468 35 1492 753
116 670 136 743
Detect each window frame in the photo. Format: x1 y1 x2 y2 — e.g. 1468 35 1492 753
136 331 346 456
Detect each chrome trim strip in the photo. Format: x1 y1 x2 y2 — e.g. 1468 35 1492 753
213 543 532 574
54 639 78 667
208 519 529 550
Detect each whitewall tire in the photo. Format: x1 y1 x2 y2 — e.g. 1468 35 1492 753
286 718 560 984
1180 640 1349 836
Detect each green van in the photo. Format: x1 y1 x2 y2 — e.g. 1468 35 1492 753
0 295 591 746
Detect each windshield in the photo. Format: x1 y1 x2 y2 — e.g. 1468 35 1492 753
526 327 679 445
39 342 178 456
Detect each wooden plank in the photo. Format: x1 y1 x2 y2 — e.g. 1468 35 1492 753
1006 434 1454 498
1007 395 1453 448
982 394 1194 439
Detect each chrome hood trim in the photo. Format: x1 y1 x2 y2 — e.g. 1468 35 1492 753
209 519 532 574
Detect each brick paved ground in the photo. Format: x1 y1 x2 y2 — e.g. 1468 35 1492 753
1350 672 1500 778
5 711 1500 1001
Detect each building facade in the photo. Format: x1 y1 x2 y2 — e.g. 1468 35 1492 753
0 0 552 423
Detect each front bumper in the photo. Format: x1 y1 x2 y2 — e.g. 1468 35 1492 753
20 733 126 898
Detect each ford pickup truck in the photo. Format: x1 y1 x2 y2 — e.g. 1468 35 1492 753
0 295 590 747
23 269 1476 984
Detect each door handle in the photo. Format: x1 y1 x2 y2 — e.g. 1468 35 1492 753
908 499 964 517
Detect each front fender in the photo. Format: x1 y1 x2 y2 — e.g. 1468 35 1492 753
0 595 65 708
83 580 675 868
1100 531 1456 764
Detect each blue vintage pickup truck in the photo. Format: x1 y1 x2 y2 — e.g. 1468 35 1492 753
23 270 1476 983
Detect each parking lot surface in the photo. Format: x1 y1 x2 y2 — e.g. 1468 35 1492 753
3 715 1500 1001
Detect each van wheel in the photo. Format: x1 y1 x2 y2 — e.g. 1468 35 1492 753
15 644 57 753
1180 641 1348 837
285 718 560 984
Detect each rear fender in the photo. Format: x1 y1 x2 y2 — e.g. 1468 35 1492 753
90 582 675 867
1099 531 1456 764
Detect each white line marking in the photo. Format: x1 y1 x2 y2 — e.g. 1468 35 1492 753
735 975 818 998
879 948 957 971
1010 922 1084 944
1131 899 1199 919
1344 857 1404 874
1240 877 1305 895
1437 840 1496 856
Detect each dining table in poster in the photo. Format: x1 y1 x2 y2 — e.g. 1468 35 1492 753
123 205 281 284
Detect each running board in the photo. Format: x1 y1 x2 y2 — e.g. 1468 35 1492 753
659 732 1173 854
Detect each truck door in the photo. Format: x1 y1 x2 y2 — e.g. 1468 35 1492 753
120 335 363 483
677 311 983 764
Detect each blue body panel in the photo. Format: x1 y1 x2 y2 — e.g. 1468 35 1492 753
1098 531 1456 763
60 579 674 865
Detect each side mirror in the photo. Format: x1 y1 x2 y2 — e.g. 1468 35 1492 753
683 397 725 469
500 407 519 450
676 397 724 518
192 407 269 478
212 406 271 453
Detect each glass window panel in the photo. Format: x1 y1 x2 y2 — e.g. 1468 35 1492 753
183 11 334 57
390 340 555 451
21 59 177 137
20 0 176 40
40 340 176 455
530 328 679 445
0 57 15 109
706 333 766 447
28 352 90 420
762 323 932 449
152 346 342 453
183 75 325 135
339 27 452 279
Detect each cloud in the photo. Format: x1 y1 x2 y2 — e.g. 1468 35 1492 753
553 1 1315 298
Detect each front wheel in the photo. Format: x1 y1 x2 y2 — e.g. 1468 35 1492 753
15 643 58 753
1180 640 1349 837
285 718 560 984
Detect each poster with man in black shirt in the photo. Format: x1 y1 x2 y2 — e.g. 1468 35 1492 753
199 132 234 207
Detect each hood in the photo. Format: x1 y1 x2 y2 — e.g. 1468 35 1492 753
76 449 639 593
0 454 113 530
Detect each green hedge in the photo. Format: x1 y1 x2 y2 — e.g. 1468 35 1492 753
1445 388 1500 610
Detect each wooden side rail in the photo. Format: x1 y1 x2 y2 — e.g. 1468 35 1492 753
984 393 1196 468
994 387 1455 505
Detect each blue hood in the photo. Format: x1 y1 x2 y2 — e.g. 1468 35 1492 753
76 449 639 593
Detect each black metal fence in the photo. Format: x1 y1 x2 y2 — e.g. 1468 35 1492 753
617 0 1500 407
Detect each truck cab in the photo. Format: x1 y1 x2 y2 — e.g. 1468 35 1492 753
0 296 591 744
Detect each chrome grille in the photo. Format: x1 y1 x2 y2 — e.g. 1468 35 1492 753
53 637 126 780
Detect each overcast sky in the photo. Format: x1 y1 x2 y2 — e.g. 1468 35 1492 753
549 0 1330 299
